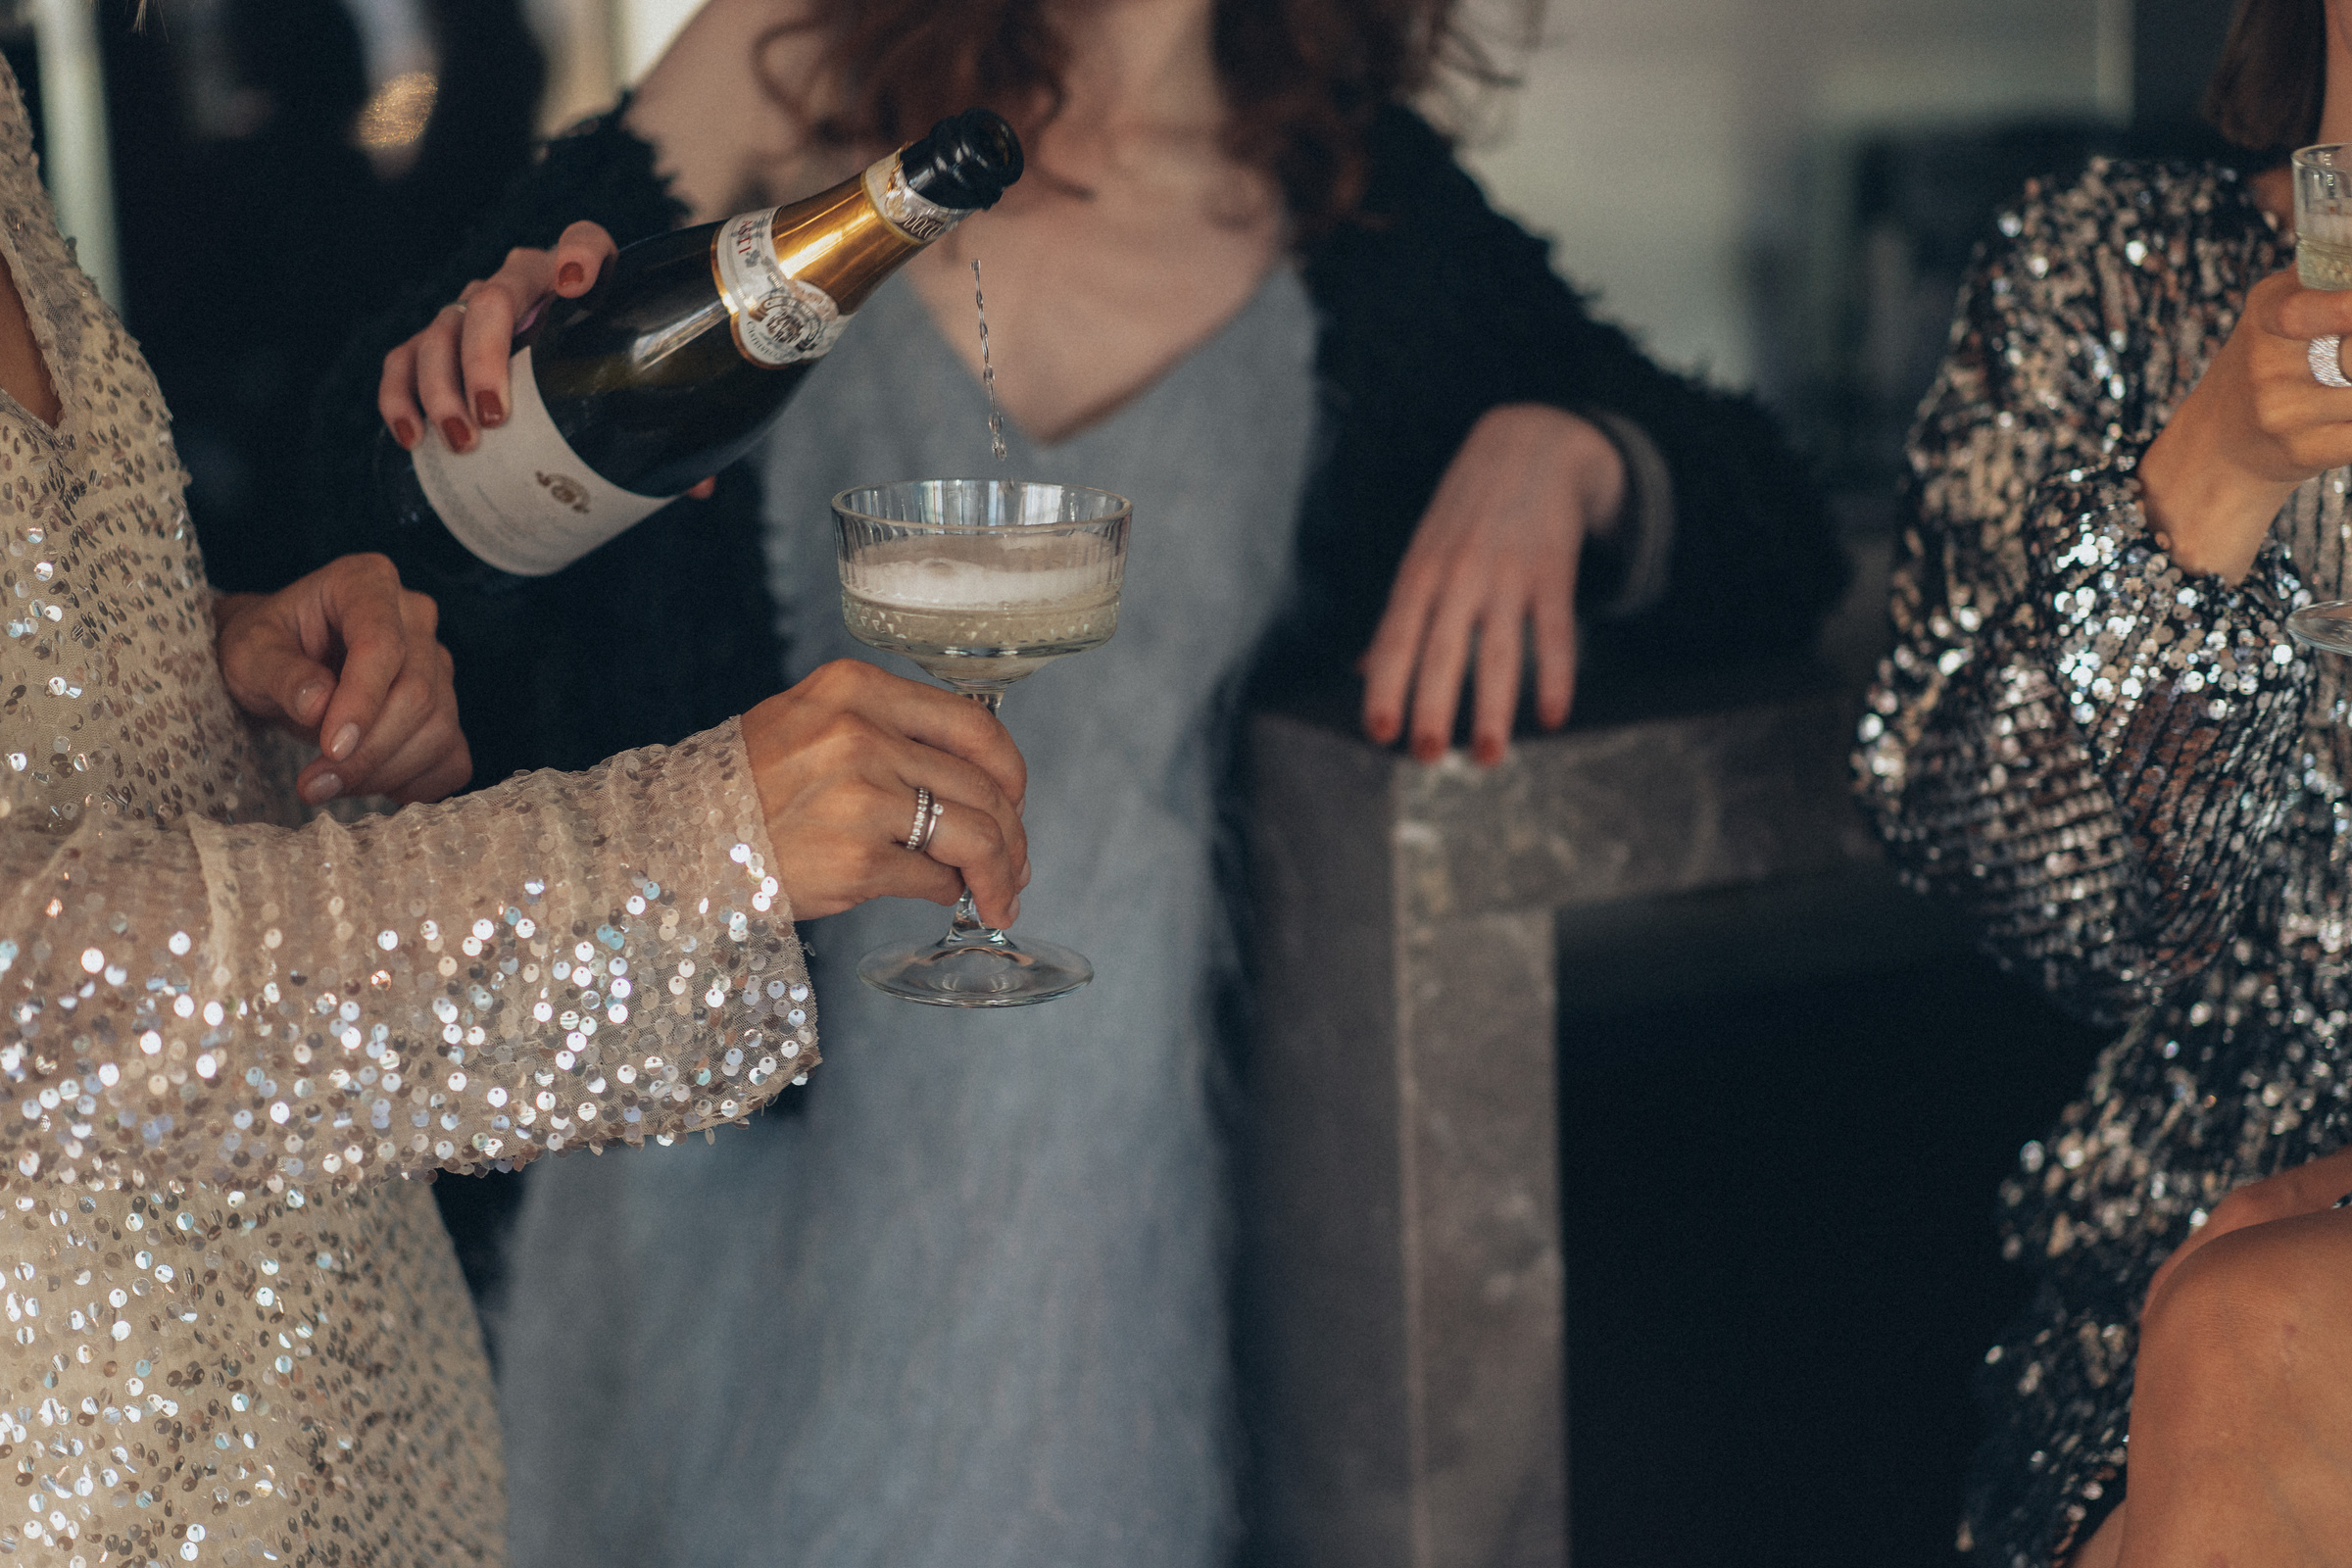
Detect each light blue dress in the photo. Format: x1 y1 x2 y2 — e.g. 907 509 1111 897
494 267 1320 1567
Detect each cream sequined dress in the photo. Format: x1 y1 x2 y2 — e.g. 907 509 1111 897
0 64 813 1566
1859 158 2348 1564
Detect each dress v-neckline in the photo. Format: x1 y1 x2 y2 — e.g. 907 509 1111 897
899 263 1294 457
0 198 67 439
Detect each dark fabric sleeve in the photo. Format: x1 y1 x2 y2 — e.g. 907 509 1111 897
305 104 788 790
1275 107 1846 705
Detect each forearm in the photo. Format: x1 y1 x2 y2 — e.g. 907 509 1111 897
1864 471 2313 1017
0 721 809 1193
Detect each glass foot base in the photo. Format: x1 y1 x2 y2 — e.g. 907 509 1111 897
855 932 1094 1007
2291 601 2352 657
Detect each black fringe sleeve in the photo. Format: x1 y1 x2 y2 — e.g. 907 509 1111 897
1272 106 1848 707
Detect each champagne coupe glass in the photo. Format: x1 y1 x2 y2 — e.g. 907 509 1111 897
2288 145 2352 653
834 478 1129 1006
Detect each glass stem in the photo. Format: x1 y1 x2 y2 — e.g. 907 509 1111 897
947 690 1009 946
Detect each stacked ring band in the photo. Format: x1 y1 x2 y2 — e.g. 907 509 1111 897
903 790 945 854
2314 334 2352 389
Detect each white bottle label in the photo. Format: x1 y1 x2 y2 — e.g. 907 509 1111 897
411 344 670 577
713 209 851 368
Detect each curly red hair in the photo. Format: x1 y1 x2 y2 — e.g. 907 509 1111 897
763 0 1523 232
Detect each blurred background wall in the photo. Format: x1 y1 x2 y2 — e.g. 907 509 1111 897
0 0 2248 546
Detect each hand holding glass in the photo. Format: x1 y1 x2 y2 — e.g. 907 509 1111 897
2288 144 2352 654
834 479 1129 1005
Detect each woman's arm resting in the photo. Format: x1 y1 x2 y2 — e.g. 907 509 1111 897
1359 404 1626 765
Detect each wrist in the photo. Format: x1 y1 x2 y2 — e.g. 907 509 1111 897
1485 403 1627 541
2139 421 2297 584
210 591 263 639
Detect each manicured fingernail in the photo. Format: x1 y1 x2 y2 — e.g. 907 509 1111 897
1413 737 1444 762
328 722 360 761
441 416 472 454
294 679 329 720
1476 738 1503 766
1019 858 1033 888
558 263 585 289
302 772 342 806
1006 896 1021 925
476 391 504 427
392 418 416 450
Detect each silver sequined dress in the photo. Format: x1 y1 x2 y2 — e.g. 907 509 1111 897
0 61 815 1566
1858 159 2339 1564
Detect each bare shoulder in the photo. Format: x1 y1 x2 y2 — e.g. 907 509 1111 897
622 0 838 220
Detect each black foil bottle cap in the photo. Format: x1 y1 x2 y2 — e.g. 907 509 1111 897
900 109 1024 211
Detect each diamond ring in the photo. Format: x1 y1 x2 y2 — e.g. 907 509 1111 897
2312 334 2351 388
902 789 944 853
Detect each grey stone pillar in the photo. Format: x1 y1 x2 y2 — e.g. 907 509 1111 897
1242 686 1873 1568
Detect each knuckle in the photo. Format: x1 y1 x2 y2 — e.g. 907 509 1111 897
807 659 862 698
819 709 880 750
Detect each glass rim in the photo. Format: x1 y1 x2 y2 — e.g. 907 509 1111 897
2296 143 2352 172
830 477 1132 534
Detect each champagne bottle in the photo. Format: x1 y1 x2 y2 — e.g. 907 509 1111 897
373 108 1023 579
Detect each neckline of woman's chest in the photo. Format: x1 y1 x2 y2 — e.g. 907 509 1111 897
899 194 1290 437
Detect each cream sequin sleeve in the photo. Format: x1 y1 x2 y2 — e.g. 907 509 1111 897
0 718 815 1194
1855 163 2317 1026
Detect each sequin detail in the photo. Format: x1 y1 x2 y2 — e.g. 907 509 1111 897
0 54 813 1565
1857 158 2345 1565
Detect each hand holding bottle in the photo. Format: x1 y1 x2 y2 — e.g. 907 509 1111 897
741 660 1031 926
368 110 1022 582
379 225 722 494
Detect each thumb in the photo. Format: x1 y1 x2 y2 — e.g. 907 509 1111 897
218 609 336 732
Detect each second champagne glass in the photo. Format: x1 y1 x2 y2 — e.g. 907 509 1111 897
2288 143 2352 652
834 478 1130 1005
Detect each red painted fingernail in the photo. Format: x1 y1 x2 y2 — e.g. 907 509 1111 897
1413 737 1444 762
476 391 504 427
441 416 472 454
392 418 416 450
557 263 585 289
